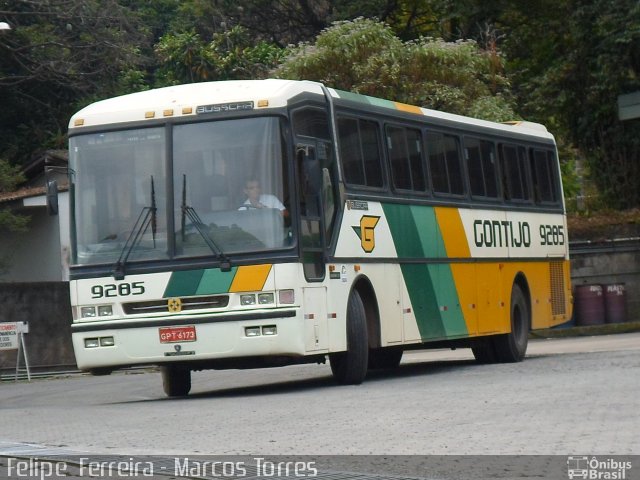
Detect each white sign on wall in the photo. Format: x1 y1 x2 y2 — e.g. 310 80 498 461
0 322 31 381
0 322 20 350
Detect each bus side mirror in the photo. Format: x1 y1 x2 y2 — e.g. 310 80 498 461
46 179 59 216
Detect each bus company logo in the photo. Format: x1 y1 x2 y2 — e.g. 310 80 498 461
352 215 380 253
567 456 632 479
167 298 182 313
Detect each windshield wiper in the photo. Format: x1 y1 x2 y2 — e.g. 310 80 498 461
180 174 232 271
113 176 157 280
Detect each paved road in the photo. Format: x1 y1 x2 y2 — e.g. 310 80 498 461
0 333 638 459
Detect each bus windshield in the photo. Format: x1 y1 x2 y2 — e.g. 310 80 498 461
69 116 290 267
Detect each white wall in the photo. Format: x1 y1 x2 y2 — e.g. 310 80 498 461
0 192 69 282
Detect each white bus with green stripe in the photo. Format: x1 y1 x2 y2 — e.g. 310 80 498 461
66 79 572 396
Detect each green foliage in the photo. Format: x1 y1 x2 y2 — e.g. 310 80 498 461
0 159 29 234
155 26 283 85
0 159 24 193
502 0 640 209
0 0 150 165
275 18 517 121
1 0 639 210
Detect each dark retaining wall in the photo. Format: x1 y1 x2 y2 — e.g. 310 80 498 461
0 282 75 372
570 241 640 323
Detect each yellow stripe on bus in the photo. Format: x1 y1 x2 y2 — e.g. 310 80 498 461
434 207 471 258
229 264 272 292
393 102 423 115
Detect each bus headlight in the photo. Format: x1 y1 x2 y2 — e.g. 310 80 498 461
245 326 261 337
81 306 97 318
258 293 274 305
240 294 256 306
262 325 277 336
97 305 113 317
84 338 100 348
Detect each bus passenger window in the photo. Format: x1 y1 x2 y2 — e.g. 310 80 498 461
386 125 426 192
338 117 384 188
531 149 558 204
500 144 531 202
426 132 464 196
465 137 498 199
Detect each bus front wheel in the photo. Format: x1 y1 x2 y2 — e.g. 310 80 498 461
329 289 368 385
161 365 191 397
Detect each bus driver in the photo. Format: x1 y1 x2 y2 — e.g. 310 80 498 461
239 179 285 211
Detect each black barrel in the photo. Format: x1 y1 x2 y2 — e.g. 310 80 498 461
604 284 627 324
574 285 605 326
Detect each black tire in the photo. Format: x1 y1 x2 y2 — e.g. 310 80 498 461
493 284 530 362
161 366 191 397
471 342 498 364
329 289 369 385
89 368 113 376
368 347 403 370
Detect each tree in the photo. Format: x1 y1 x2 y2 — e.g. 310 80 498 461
154 25 283 85
0 0 150 166
499 0 640 208
274 17 517 121
0 158 29 271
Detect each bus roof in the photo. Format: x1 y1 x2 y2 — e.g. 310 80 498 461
69 79 554 141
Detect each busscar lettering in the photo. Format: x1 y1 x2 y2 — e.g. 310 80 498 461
196 101 254 114
473 220 531 248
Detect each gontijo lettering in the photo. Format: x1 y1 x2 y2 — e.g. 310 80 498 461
473 219 531 248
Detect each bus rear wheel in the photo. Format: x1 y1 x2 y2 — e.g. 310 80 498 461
493 284 530 362
161 365 191 397
329 289 368 385
471 342 497 364
368 347 403 369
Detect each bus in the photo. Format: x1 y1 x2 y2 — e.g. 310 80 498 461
65 79 572 396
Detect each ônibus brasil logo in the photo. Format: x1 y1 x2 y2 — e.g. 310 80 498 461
567 456 632 479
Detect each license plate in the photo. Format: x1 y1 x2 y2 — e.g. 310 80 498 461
159 326 196 343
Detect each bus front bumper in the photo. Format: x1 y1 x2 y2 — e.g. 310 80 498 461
71 309 308 370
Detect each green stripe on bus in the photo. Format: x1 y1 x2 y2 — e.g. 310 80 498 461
336 90 397 110
383 203 468 339
400 264 445 338
164 269 205 297
410 204 443 258
196 267 238 295
431 264 468 337
164 268 239 297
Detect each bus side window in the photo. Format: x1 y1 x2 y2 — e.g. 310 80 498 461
464 137 499 199
386 125 426 192
500 143 531 202
338 116 384 188
531 148 558 204
426 131 465 196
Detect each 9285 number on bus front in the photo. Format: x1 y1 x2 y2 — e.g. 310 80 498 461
91 282 145 299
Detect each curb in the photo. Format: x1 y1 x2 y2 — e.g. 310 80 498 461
531 320 640 338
